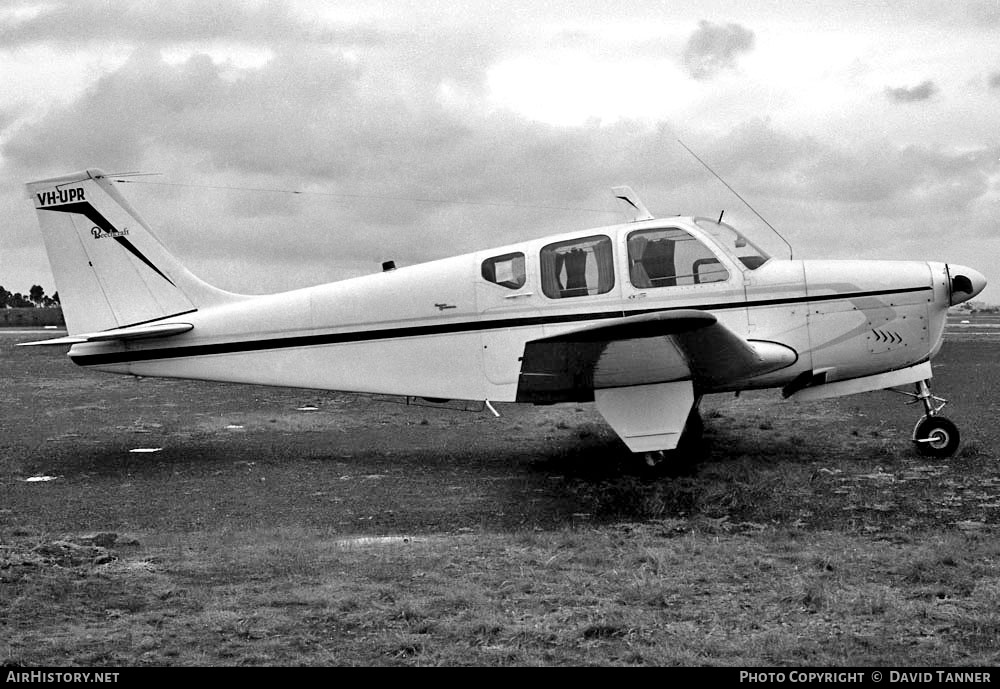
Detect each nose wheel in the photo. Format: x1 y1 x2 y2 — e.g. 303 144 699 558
900 380 960 458
913 415 960 458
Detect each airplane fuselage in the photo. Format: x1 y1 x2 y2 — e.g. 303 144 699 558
66 216 952 406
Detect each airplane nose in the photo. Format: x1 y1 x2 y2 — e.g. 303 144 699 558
948 264 987 305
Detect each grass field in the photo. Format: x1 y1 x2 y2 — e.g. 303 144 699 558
1 319 998 666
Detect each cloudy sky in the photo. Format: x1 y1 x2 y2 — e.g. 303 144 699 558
2 0 998 303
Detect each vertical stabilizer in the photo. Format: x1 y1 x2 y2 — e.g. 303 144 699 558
26 169 243 335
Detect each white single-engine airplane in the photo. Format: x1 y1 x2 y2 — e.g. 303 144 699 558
22 169 986 464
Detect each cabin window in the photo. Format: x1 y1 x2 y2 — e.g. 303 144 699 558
481 252 526 290
627 228 729 288
540 235 615 299
693 218 770 270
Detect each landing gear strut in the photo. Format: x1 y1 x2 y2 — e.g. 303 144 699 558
897 380 960 458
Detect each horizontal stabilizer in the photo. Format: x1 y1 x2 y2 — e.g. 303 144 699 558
18 322 193 347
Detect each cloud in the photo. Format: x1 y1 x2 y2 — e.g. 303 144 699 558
8 41 995 293
0 105 17 134
989 72 1000 89
3 47 370 175
0 0 374 47
885 80 939 103
684 118 997 213
3 46 684 289
681 20 755 80
3 4 998 300
804 144 997 213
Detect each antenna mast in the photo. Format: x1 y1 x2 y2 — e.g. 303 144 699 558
677 139 793 259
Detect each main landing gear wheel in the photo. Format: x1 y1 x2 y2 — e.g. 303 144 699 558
643 450 667 468
639 409 704 475
913 416 960 458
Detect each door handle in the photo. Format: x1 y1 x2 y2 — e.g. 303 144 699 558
503 292 534 299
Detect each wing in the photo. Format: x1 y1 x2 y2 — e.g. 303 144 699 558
516 309 797 452
516 309 796 402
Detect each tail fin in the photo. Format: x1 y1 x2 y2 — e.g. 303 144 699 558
26 169 242 335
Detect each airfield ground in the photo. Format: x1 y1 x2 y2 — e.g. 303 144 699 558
1 315 998 666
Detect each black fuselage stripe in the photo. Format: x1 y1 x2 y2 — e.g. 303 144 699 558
70 285 932 367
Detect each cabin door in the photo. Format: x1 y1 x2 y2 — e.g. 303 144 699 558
475 249 543 386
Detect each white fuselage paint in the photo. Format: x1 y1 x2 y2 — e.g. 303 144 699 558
69 217 951 404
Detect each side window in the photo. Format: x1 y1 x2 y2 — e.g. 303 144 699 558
540 235 615 299
627 228 729 288
481 252 526 290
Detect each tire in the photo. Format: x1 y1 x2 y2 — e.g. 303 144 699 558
913 416 960 458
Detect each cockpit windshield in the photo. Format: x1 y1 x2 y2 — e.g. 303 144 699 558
694 218 771 270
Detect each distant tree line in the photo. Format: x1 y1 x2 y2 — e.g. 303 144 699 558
0 285 60 308
955 300 998 313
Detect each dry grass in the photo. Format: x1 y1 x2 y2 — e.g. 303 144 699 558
1 332 998 666
3 527 999 666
